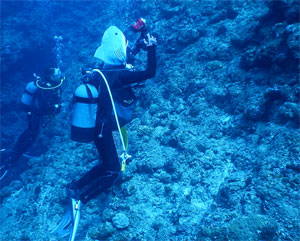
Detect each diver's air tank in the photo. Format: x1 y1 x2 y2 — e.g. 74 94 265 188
21 81 38 110
71 83 99 143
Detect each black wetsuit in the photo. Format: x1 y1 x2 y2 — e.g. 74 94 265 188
70 45 156 204
13 87 60 160
9 112 41 163
0 85 60 185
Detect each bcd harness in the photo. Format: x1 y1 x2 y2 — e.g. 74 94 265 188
90 69 131 172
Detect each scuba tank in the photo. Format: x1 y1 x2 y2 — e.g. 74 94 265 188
21 81 38 111
71 83 99 143
21 71 64 114
72 68 132 170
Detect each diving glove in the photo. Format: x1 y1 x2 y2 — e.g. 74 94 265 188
144 33 157 47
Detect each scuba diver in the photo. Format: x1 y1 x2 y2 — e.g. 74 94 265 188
51 21 156 240
0 67 65 186
0 35 65 187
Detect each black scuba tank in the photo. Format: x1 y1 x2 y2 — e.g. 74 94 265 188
71 83 99 143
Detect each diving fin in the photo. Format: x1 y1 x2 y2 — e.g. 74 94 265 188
51 198 82 241
50 208 72 238
0 169 8 181
0 149 10 181
69 198 82 241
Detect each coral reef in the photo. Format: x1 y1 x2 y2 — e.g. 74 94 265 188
1 0 299 240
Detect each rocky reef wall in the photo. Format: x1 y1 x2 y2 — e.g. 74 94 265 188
1 0 299 240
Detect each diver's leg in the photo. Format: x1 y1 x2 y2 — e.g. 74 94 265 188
68 129 121 203
71 164 106 190
9 114 40 163
10 113 40 162
95 128 121 171
80 129 121 203
80 170 120 204
1 113 40 182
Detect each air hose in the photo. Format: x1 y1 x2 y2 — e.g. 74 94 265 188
35 76 65 90
92 69 131 170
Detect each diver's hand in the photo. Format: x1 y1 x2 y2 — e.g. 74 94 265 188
144 34 157 47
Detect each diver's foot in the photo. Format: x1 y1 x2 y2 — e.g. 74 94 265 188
50 208 72 238
69 198 82 241
66 182 81 200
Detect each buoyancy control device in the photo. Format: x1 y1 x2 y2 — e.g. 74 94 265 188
71 69 132 171
71 83 99 143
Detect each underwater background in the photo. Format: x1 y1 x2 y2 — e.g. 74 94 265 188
1 0 299 240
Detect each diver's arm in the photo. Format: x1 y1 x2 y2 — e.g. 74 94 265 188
117 45 156 85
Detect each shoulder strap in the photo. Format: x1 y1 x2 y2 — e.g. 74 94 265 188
85 84 93 99
92 69 131 170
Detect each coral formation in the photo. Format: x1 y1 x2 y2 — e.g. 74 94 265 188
1 0 299 240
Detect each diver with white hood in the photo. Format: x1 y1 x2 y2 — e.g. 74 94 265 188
51 24 156 240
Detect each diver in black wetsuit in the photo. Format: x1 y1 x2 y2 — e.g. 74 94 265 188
68 25 157 204
51 24 156 240
0 68 64 185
